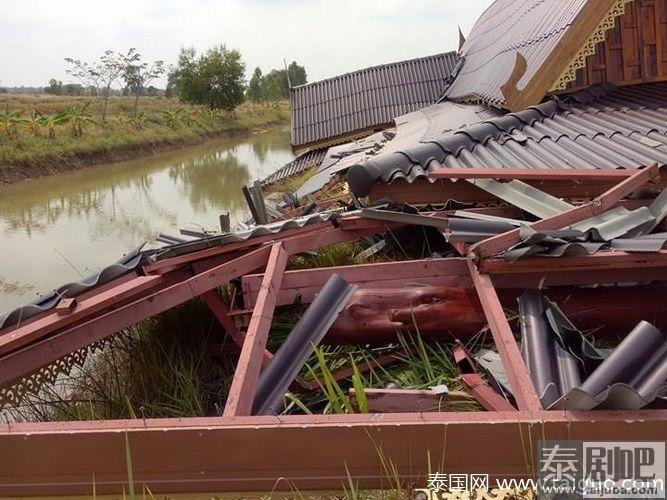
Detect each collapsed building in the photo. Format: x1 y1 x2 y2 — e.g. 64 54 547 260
2 0 667 495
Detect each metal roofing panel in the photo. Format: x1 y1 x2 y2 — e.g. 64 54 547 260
260 148 327 188
445 0 592 107
253 274 357 415
0 246 145 331
290 52 459 148
519 290 667 410
347 82 667 197
469 179 574 218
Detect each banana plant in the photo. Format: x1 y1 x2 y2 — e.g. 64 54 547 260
19 110 58 139
199 108 223 121
130 111 147 130
53 102 97 137
0 105 26 137
161 109 189 128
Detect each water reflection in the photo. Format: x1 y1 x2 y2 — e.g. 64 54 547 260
168 150 250 214
0 128 294 312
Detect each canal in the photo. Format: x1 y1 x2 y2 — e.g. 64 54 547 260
0 128 294 312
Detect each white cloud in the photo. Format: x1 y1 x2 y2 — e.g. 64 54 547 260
0 0 492 87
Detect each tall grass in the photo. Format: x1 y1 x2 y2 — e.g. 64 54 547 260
10 299 233 422
287 330 481 415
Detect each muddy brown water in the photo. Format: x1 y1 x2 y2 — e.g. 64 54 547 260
0 128 294 313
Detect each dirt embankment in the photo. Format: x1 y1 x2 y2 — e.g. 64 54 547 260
0 127 267 185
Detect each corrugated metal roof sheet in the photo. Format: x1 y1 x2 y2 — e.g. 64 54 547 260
445 0 591 107
260 148 327 188
290 52 459 148
0 246 145 331
520 290 667 410
347 82 667 197
0 212 345 330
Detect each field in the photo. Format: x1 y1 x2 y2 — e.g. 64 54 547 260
0 94 290 182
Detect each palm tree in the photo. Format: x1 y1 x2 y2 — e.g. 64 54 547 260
0 106 26 137
53 103 97 137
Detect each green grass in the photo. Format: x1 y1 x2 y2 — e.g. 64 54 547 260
9 297 234 421
0 95 289 170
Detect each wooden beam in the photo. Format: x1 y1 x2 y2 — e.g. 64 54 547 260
467 259 542 411
469 163 660 259
224 243 289 417
242 258 472 308
500 0 617 110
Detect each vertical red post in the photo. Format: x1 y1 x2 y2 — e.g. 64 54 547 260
467 259 542 411
224 243 289 416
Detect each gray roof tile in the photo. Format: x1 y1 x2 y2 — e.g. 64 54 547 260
290 52 459 148
347 82 667 197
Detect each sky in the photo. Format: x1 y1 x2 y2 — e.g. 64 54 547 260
0 0 493 88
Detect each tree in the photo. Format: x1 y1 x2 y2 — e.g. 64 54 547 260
65 48 141 121
288 61 307 87
170 45 246 111
247 67 263 102
246 61 308 101
123 56 165 116
45 79 63 95
62 83 84 96
261 71 285 100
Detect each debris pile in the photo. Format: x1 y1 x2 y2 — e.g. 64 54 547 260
3 0 667 493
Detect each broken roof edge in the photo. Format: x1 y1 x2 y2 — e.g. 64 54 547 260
345 82 619 198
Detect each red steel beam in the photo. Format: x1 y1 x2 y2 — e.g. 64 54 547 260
370 177 625 205
0 273 166 356
453 340 516 412
299 349 405 391
467 259 542 411
469 163 660 259
242 256 667 310
481 250 667 275
224 243 289 417
0 410 665 496
201 290 274 369
459 374 516 412
142 214 401 275
348 388 475 413
428 167 638 181
0 246 272 387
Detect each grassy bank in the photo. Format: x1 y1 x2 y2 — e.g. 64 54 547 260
0 95 290 184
